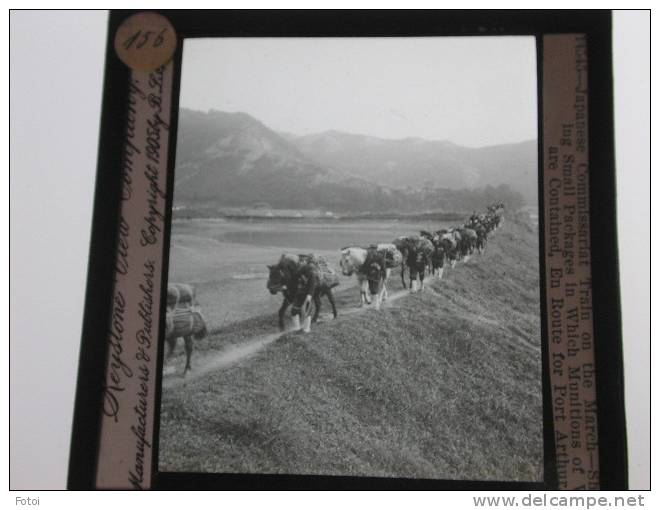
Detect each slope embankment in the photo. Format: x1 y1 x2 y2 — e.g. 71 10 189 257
159 215 543 481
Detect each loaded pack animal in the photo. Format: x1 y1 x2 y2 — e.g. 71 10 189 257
456 227 478 261
420 230 446 278
436 229 461 267
486 203 505 230
465 215 490 253
471 222 489 253
267 254 339 333
487 202 505 217
362 248 389 310
165 283 208 375
340 247 373 307
437 227 476 263
491 212 502 230
393 235 434 292
339 244 399 309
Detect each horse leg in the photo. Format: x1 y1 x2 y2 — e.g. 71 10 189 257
302 297 316 333
278 298 290 331
400 262 407 289
360 278 371 305
383 268 391 300
166 336 177 359
183 336 193 375
420 273 425 291
326 289 338 319
291 301 301 331
312 292 322 323
302 315 312 333
373 290 380 310
375 281 386 310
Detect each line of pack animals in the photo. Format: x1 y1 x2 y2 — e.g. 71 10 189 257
266 203 506 334
164 203 505 374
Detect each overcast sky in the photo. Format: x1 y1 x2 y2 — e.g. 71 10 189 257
179 36 537 148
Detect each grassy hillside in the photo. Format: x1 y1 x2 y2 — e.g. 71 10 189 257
158 215 543 481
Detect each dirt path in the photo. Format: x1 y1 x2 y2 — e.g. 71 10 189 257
162 330 283 389
162 282 425 389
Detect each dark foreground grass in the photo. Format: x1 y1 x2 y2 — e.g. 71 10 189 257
159 216 543 481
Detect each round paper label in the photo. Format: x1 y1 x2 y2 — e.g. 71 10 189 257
114 12 177 72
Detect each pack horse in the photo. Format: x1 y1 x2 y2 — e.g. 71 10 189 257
165 283 208 375
267 253 340 333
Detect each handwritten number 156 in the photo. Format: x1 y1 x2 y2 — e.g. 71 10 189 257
123 28 168 50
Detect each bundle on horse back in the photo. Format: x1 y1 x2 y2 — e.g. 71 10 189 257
293 254 340 332
374 243 403 269
165 307 208 341
298 253 340 289
167 283 196 310
401 235 434 266
166 283 205 337
460 227 478 255
164 307 207 375
411 235 434 256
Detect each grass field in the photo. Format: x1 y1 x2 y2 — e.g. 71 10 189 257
158 215 543 481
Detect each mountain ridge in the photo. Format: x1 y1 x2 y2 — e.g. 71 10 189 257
290 128 537 201
172 108 533 213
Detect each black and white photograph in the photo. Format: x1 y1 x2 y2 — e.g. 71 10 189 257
158 36 543 482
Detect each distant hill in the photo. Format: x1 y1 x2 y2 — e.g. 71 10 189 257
172 109 531 214
291 131 538 205
173 109 383 212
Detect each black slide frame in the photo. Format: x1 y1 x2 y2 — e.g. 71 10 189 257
68 9 627 490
